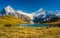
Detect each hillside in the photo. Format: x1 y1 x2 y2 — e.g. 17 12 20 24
45 18 60 26
0 15 27 24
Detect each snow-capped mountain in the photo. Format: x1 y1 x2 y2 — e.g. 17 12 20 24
33 8 60 23
16 10 32 23
5 6 15 13
0 6 33 23
1 6 15 16
0 5 60 23
0 5 30 17
16 10 31 18
32 8 46 17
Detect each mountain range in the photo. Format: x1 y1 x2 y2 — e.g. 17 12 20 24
0 6 60 24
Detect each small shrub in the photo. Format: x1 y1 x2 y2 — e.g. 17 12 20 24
4 24 12 27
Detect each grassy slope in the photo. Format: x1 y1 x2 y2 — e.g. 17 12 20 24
48 21 60 25
0 15 27 24
0 25 60 38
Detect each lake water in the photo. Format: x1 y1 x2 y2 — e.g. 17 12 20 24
18 24 50 27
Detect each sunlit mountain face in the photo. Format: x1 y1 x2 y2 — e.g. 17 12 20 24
0 5 60 24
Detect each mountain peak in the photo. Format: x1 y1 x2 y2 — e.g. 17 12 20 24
4 5 15 13
5 5 13 10
37 8 45 13
5 5 13 9
6 5 11 8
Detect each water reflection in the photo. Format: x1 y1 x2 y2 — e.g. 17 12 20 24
18 24 49 27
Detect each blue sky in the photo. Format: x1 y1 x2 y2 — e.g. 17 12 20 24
0 0 60 13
